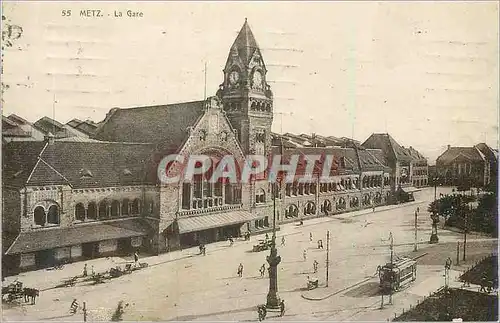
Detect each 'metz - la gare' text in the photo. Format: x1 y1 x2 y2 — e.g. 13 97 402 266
61 9 144 18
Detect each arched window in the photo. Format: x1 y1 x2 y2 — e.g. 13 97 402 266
34 206 46 226
304 202 316 215
256 189 265 204
75 203 85 221
122 199 130 216
131 199 140 215
47 205 60 224
111 200 120 217
87 202 97 220
285 204 298 218
98 201 108 219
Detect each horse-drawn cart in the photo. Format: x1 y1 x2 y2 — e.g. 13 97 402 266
2 281 24 303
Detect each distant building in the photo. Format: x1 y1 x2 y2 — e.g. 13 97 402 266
435 143 497 188
362 133 429 202
32 116 89 139
66 118 99 137
2 114 45 142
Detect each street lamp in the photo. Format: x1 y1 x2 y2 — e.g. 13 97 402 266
266 179 281 309
430 176 439 244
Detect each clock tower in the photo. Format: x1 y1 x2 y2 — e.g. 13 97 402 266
217 19 273 158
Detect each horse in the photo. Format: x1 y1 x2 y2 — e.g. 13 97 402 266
23 288 39 305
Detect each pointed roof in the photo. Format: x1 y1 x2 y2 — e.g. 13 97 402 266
231 19 260 65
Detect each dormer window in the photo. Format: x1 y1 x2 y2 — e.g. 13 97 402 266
80 168 93 179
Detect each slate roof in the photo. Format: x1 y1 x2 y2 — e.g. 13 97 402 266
5 218 151 255
436 146 486 165
2 117 31 137
2 140 156 188
230 19 260 66
67 119 98 136
362 133 413 163
94 101 205 152
7 114 30 125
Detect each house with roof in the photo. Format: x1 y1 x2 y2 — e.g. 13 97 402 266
2 114 45 142
2 20 400 274
362 133 429 202
436 143 496 187
66 118 99 137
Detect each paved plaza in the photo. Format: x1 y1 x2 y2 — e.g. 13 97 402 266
2 187 497 321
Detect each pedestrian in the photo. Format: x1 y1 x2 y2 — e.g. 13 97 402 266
279 299 285 317
313 260 319 273
83 263 88 277
260 264 266 277
238 263 244 277
320 240 324 249
134 251 139 265
265 233 269 241
70 298 79 314
303 249 307 261
417 207 420 214
91 265 95 276
202 245 206 256
309 232 313 242
281 236 285 246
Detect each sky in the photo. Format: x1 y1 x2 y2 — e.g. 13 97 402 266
2 1 499 163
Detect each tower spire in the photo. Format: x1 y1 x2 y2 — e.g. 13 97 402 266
231 19 260 65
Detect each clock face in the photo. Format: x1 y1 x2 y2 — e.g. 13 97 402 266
253 71 263 88
229 71 240 85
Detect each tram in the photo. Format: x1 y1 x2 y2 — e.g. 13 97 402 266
378 257 417 292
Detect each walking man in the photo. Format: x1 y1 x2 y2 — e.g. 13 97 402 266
91 265 95 276
303 249 307 261
134 251 139 265
309 232 313 242
238 263 244 277
313 260 319 273
260 264 266 277
280 299 285 317
281 236 286 246
83 264 88 277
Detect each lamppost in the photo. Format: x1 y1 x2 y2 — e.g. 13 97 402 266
266 179 281 309
430 176 439 244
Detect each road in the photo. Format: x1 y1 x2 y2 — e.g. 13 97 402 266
2 187 497 321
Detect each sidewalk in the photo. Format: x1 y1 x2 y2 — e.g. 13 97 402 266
1 199 425 292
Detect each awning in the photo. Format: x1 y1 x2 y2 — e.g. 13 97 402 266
6 218 151 255
177 210 257 234
401 186 421 193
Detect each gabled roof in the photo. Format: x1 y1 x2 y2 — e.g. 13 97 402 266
362 133 413 162
437 146 486 165
474 143 497 163
33 116 67 137
94 101 205 152
67 118 99 136
2 141 156 188
7 114 30 125
230 19 260 66
2 117 31 137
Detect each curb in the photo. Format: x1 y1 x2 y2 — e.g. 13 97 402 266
301 276 375 301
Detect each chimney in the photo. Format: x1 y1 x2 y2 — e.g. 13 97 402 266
447 144 451 150
45 132 55 144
